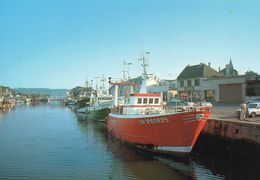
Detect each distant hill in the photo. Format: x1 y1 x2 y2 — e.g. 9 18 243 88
14 88 68 97
69 86 92 96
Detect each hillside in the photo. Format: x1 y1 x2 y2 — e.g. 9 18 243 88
14 88 68 97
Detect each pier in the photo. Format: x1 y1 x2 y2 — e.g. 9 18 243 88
203 104 260 144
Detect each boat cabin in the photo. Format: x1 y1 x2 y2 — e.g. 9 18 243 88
122 93 162 115
97 96 113 101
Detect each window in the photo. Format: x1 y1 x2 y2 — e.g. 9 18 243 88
187 80 192 87
137 98 142 104
180 81 184 87
195 79 200 86
149 98 153 104
154 98 159 104
143 98 148 104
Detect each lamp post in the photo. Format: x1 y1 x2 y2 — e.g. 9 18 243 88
123 61 132 81
126 62 132 80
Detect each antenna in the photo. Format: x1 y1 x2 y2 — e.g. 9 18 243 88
138 49 150 94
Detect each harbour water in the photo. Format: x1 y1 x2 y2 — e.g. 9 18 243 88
0 103 259 180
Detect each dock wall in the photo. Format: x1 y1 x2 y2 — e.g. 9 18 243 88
202 119 260 144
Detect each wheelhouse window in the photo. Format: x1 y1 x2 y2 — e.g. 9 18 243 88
149 98 153 104
137 98 142 104
143 98 148 104
154 98 159 104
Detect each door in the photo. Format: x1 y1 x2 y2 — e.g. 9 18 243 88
219 84 242 103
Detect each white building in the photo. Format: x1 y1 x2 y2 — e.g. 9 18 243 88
177 63 246 103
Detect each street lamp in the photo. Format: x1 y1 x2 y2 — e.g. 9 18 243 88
123 61 132 81
126 62 132 80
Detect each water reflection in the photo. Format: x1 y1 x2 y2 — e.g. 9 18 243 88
192 135 260 180
76 119 185 179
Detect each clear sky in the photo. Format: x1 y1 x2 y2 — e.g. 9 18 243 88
1 0 260 88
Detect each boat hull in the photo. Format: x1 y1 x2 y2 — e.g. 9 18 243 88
106 111 210 155
87 108 110 121
77 106 87 113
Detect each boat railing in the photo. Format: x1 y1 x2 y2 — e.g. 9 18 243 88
110 105 212 115
164 105 212 113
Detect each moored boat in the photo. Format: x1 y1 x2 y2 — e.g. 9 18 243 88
85 92 113 120
106 52 211 155
77 76 113 120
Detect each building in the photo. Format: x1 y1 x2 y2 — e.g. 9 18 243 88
219 59 238 77
177 63 246 103
159 79 178 101
177 63 221 101
202 76 246 103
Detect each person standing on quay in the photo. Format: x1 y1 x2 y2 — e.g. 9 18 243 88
240 101 247 120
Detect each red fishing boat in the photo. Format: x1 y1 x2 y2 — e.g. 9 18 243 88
106 52 211 155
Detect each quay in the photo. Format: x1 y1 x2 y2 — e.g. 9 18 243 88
202 103 260 144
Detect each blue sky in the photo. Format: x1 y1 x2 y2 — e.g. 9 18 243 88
0 0 260 88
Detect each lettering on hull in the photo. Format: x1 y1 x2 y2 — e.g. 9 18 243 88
139 117 169 125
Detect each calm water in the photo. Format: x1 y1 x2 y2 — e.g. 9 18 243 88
0 103 259 180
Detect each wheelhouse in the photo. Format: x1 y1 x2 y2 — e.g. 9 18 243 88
122 93 162 115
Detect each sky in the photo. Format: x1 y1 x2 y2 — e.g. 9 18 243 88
0 0 260 89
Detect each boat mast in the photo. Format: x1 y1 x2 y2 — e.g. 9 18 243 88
138 50 149 93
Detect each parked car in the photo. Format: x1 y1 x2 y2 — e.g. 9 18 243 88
245 97 260 104
236 102 260 118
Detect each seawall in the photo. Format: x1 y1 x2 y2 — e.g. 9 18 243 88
202 118 260 144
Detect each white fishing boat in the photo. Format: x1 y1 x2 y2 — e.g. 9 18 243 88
77 76 113 120
85 89 113 120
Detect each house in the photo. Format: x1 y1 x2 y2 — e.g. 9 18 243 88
177 63 246 103
219 59 238 77
177 63 221 101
